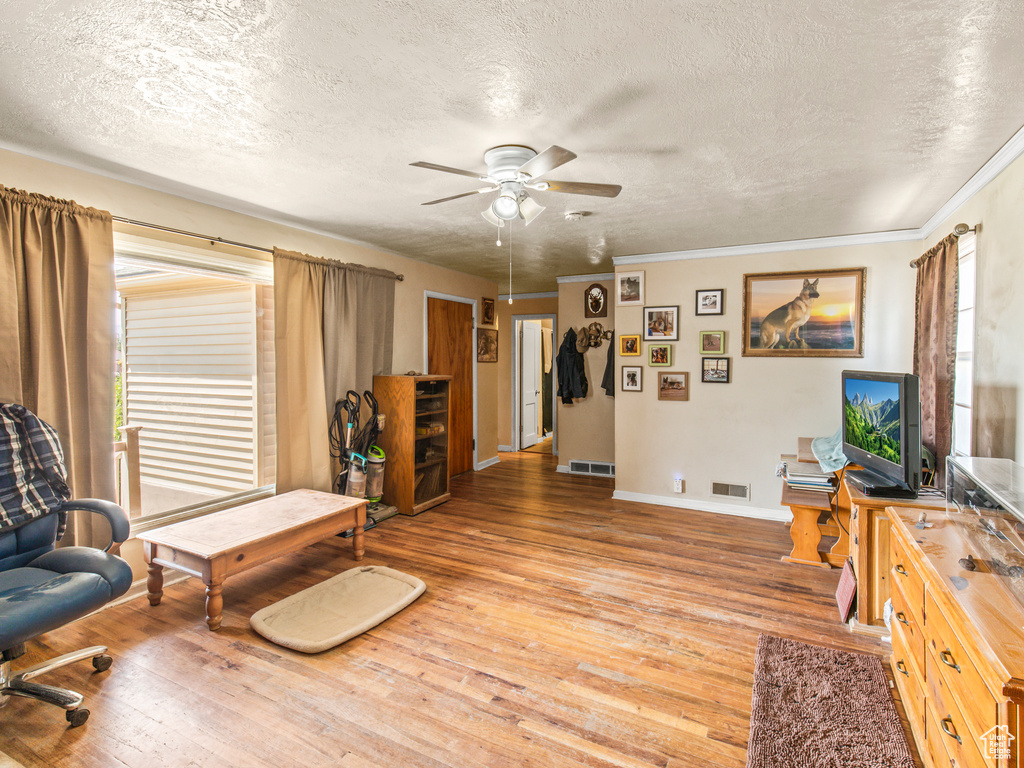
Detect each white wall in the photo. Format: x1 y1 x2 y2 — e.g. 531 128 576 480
614 241 918 517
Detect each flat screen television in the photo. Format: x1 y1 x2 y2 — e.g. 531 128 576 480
841 370 922 499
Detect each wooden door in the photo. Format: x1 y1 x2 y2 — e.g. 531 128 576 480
520 321 541 449
427 298 473 476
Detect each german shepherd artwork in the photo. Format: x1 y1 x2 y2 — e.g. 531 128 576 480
759 278 820 349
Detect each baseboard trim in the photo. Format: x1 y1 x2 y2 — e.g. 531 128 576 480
475 455 500 471
612 490 792 522
556 464 571 473
498 445 514 452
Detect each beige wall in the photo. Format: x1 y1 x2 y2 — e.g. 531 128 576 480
614 242 918 515
3 147 499 577
557 278 616 466
919 151 1024 462
495 295 558 448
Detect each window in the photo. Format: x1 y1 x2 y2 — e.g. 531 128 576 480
113 234 275 528
952 232 976 456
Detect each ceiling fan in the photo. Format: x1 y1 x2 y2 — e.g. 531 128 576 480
411 145 622 227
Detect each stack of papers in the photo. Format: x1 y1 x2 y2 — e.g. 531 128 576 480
780 456 837 493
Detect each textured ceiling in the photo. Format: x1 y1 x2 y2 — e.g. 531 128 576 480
2 0 1023 292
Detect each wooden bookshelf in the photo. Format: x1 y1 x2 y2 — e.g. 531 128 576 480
373 374 452 515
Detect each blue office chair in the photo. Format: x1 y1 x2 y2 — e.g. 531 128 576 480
1 406 133 728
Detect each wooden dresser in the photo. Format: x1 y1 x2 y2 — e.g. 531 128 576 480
887 505 1024 767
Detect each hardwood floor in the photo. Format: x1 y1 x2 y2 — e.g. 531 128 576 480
1 453 904 767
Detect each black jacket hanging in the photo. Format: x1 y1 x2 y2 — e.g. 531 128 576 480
556 328 588 404
601 332 615 396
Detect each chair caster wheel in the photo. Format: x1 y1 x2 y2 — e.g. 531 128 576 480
67 708 90 727
92 654 112 672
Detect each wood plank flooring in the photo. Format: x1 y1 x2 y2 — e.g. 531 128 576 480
0 453 911 767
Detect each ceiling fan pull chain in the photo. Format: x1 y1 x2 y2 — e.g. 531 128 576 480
508 222 513 304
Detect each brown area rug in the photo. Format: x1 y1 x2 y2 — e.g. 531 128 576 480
746 635 915 768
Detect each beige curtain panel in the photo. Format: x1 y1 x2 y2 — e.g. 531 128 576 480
0 185 116 546
912 233 959 485
273 248 397 495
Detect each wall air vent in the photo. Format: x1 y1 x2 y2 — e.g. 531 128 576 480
569 460 615 477
712 481 750 500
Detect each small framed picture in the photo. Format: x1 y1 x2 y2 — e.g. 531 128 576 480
477 328 498 362
481 297 496 326
619 334 641 356
622 366 642 391
701 357 731 383
658 371 689 401
699 330 726 355
695 289 724 315
643 305 679 341
648 344 672 366
617 271 644 306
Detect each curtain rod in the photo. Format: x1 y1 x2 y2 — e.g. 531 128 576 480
909 223 974 267
111 216 404 280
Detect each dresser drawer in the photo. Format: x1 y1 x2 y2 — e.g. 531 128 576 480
925 592 1000 752
891 572 925 676
891 617 926 739
925 697 991 768
927 651 993 768
891 530 924 613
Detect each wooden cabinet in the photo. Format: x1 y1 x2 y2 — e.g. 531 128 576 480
373 375 452 516
887 506 1024 767
844 481 945 636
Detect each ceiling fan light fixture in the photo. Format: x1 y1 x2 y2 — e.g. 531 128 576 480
491 190 520 220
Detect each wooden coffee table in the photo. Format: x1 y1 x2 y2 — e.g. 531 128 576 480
138 489 366 630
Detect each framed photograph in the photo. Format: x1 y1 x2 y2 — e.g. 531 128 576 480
619 334 641 356
701 357 731 383
622 366 642 391
648 344 672 366
481 297 495 326
695 289 724 316
742 268 865 357
617 271 644 306
643 305 679 341
584 283 608 318
477 328 498 362
699 330 726 355
658 371 689 401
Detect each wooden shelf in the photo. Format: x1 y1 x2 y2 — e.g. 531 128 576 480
374 374 452 516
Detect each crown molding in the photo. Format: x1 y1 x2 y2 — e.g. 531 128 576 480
555 273 615 283
918 121 1024 239
613 229 923 266
498 291 558 300
614 121 1024 267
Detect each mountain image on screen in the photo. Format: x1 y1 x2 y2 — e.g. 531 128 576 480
844 387 901 464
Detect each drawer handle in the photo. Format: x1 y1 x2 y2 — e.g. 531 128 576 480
940 716 962 745
895 660 909 677
895 611 909 626
894 563 908 576
940 648 961 673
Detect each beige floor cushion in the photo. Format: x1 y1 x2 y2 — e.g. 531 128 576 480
250 565 425 653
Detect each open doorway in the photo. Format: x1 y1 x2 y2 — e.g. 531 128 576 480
511 314 557 455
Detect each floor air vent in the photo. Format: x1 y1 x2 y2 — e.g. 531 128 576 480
569 460 615 477
712 481 750 500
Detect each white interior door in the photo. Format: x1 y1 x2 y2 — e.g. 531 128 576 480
520 321 541 449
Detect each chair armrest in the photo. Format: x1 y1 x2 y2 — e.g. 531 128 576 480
57 499 131 551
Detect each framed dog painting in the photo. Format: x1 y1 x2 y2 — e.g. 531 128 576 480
741 268 865 357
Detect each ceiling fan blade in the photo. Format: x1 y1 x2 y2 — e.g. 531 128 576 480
537 180 622 198
421 187 495 206
516 145 577 179
410 161 487 180
519 195 545 226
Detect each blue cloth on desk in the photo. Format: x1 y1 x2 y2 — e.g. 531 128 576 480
811 427 849 472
